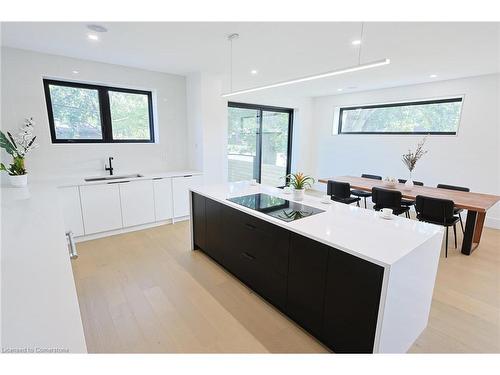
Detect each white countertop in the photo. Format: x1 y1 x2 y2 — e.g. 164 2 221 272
52 169 202 188
1 182 87 352
191 182 444 267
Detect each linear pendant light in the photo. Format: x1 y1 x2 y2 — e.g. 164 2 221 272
222 23 390 98
221 58 390 97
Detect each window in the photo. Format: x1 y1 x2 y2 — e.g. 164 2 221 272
43 79 154 143
228 102 293 187
337 97 463 135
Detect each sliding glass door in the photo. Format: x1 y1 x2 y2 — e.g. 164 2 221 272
228 102 293 187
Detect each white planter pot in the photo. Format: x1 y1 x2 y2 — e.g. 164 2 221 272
293 188 305 201
9 174 28 188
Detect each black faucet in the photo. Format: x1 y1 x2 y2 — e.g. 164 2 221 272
105 157 114 176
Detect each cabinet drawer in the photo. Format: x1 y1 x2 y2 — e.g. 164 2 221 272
223 205 289 276
221 205 288 309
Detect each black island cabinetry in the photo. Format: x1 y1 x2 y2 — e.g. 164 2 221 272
191 192 384 353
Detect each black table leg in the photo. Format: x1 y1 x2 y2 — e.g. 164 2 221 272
461 210 477 255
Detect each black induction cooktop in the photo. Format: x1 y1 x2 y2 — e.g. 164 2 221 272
227 193 325 222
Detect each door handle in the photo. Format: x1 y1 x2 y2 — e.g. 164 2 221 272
241 251 255 260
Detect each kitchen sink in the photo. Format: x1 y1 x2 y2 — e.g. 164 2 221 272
84 174 143 182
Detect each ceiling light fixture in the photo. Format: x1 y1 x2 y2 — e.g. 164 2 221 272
222 59 390 97
429 74 438 78
251 69 258 75
221 22 390 98
87 34 99 41
337 88 343 92
72 70 79 74
352 40 361 45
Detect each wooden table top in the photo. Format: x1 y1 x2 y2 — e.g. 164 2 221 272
318 176 500 212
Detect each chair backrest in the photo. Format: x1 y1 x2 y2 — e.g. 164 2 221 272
436 183 470 192
398 179 424 186
415 195 455 223
362 174 382 180
327 180 351 199
371 187 402 208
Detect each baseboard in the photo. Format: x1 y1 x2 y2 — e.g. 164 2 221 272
485 216 500 230
75 219 173 242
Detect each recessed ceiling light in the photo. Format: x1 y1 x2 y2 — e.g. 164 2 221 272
430 74 438 78
250 69 258 75
337 88 343 92
72 70 79 74
352 40 362 45
87 34 99 41
87 24 108 33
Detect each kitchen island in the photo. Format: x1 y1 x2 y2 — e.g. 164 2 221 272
189 182 444 353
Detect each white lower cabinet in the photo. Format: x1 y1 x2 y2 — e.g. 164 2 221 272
172 175 203 218
80 183 123 235
119 179 155 227
153 177 173 221
59 186 85 237
62 173 202 238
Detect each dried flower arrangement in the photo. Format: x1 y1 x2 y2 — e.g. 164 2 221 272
402 137 428 173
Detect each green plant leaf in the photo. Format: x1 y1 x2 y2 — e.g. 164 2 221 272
0 131 17 155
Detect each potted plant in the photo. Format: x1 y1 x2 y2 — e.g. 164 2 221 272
402 137 427 190
0 117 38 187
285 172 315 201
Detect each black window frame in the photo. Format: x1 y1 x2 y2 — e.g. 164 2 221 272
43 79 155 144
228 102 294 186
337 97 463 135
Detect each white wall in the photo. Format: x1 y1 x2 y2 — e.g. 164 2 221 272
186 72 228 185
1 47 189 181
310 74 500 227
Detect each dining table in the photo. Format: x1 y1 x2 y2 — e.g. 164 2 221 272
318 176 500 255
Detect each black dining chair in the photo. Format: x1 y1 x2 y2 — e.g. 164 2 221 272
351 174 382 208
398 179 424 211
371 187 410 218
437 183 470 234
415 195 460 258
327 180 361 206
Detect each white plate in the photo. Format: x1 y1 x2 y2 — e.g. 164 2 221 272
379 213 395 220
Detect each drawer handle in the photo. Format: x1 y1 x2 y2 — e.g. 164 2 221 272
245 223 256 230
153 177 163 180
107 180 130 184
241 251 255 260
183 175 193 177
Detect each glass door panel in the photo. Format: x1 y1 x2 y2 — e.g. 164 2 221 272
260 111 290 186
227 107 260 182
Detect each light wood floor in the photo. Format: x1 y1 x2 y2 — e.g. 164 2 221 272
72 218 500 353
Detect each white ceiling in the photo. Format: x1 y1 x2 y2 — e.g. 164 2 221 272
1 22 499 97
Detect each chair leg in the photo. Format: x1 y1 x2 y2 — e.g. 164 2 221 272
459 213 464 234
356 200 360 207
364 197 367 209
453 223 457 249
445 227 449 258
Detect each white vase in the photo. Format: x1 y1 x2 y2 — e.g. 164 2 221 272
9 174 28 188
404 173 414 191
293 188 305 201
